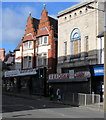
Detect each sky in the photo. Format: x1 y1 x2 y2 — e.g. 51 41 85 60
1 1 81 53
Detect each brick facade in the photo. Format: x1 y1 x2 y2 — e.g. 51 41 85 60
20 6 58 75
0 48 5 61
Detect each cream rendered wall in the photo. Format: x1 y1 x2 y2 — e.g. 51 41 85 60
58 2 103 58
15 46 22 63
23 41 34 56
37 45 51 58
102 37 104 64
15 46 22 70
23 49 34 56
98 37 104 64
97 2 104 34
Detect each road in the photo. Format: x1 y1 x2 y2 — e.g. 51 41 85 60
2 95 104 118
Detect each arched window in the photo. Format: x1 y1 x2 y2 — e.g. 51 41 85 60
70 28 81 57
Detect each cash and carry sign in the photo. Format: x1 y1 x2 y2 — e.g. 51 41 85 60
49 71 91 80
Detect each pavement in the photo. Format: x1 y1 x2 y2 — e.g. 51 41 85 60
3 91 104 112
79 102 104 112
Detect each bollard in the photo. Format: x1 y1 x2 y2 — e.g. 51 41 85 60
85 94 86 106
92 92 94 104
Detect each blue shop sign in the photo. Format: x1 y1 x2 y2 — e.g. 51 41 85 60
93 65 104 76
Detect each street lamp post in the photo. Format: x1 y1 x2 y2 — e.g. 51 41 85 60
86 2 106 112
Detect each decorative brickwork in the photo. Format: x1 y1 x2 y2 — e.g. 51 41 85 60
20 6 57 75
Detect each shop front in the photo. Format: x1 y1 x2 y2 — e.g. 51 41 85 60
48 70 91 100
4 68 44 95
90 64 104 102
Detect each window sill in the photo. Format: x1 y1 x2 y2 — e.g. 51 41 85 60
38 44 49 47
23 48 33 51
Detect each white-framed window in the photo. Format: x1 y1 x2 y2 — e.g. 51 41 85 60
38 54 42 66
24 42 28 50
43 53 47 65
70 28 81 57
44 36 48 44
28 56 32 68
23 56 32 68
24 41 33 50
38 37 43 45
38 36 48 45
37 53 47 66
29 41 33 48
23 56 27 68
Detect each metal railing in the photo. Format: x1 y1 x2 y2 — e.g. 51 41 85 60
62 92 100 106
78 93 100 106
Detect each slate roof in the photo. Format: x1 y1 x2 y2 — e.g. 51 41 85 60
49 16 58 36
32 18 40 32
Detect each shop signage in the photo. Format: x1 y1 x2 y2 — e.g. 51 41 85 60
5 69 37 77
75 71 91 78
93 66 104 76
49 71 91 80
69 70 74 79
49 73 69 79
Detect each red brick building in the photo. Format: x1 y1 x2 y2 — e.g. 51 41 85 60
9 5 58 95
22 6 57 72
0 48 5 61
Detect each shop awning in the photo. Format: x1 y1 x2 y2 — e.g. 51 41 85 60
5 69 37 77
48 77 88 83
